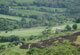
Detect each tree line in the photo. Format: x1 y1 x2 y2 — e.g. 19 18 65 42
0 35 25 42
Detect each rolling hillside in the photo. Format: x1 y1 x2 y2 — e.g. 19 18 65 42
0 0 79 29
0 0 80 55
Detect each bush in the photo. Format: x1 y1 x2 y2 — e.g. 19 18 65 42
65 25 71 31
76 18 80 23
72 24 77 30
0 45 5 50
0 35 21 42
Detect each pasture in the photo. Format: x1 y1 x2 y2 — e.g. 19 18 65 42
0 0 10 4
0 0 36 4
14 0 36 3
0 23 80 38
12 9 50 16
12 6 66 17
0 27 46 37
0 14 34 22
0 14 21 20
13 6 66 13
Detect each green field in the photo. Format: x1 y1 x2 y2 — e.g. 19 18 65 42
0 14 21 20
0 42 9 45
0 14 35 22
0 0 10 4
0 23 80 37
0 0 36 4
14 0 36 3
11 5 66 18
12 9 50 16
0 27 46 37
13 6 66 12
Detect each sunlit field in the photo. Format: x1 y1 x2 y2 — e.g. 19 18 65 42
0 27 46 37
0 23 80 37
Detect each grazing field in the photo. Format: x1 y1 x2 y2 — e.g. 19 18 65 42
12 9 50 16
0 0 10 4
0 14 34 22
11 6 66 18
0 23 80 37
0 27 46 37
14 0 36 3
0 0 36 4
13 6 66 13
0 42 9 45
0 14 21 20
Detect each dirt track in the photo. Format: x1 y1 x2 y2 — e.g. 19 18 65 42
20 31 80 49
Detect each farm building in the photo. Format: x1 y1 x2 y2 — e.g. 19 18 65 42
56 27 62 32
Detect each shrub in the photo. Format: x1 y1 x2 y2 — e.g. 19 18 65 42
65 25 71 31
72 24 77 30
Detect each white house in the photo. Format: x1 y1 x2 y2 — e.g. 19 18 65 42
56 27 62 32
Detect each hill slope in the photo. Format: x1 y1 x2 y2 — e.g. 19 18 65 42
0 0 79 30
